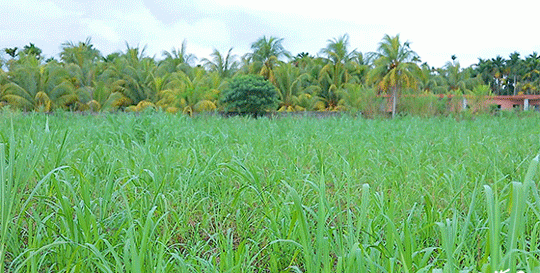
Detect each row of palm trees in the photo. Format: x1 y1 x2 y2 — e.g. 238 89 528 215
1 35 539 115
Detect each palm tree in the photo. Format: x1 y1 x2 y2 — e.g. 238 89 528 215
4 47 18 58
1 55 77 111
156 67 219 113
506 52 521 95
368 34 420 118
246 36 290 63
416 63 446 94
159 40 196 74
320 34 356 65
272 63 311 111
306 34 366 110
59 38 102 104
21 43 42 58
490 56 507 94
316 60 353 109
201 48 239 78
98 44 158 109
241 36 291 84
438 59 480 92
60 38 101 66
521 53 540 94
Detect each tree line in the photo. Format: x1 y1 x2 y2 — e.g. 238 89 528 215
1 34 539 115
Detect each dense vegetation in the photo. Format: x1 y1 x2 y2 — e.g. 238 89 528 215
1 113 540 272
2 35 540 115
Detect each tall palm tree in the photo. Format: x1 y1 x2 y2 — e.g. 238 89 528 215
246 36 290 63
201 48 239 78
59 38 102 104
98 45 158 109
490 56 507 94
307 34 366 110
438 60 480 92
506 52 522 95
416 63 446 94
4 47 18 58
21 43 42 59
241 36 291 84
1 55 77 111
320 34 356 65
159 40 196 75
368 34 420 118
60 38 101 67
272 63 311 111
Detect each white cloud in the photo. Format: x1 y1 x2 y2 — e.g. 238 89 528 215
84 20 121 43
1 0 66 19
1 0 539 67
77 2 232 60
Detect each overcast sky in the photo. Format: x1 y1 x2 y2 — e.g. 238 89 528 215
1 0 539 68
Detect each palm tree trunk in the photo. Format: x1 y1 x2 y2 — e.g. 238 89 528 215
392 86 397 118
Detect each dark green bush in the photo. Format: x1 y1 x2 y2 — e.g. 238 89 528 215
221 74 278 116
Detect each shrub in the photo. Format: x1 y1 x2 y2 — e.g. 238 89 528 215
221 74 278 116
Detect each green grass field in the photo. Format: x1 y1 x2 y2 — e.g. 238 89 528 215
1 112 540 272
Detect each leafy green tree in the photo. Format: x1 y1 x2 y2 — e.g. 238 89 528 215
368 34 420 118
221 74 278 116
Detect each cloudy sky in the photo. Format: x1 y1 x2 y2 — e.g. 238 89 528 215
1 0 539 68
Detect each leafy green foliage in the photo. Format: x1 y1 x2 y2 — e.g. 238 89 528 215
221 74 278 115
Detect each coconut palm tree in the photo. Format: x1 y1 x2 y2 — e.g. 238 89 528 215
60 38 101 67
368 34 420 118
246 36 290 63
98 44 158 110
156 67 219 113
159 40 196 75
272 63 313 111
320 34 356 65
4 47 18 58
506 52 522 95
308 34 365 110
241 36 291 81
416 63 446 94
59 38 102 105
438 59 480 92
1 55 77 111
21 43 42 59
201 48 239 78
316 61 352 109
